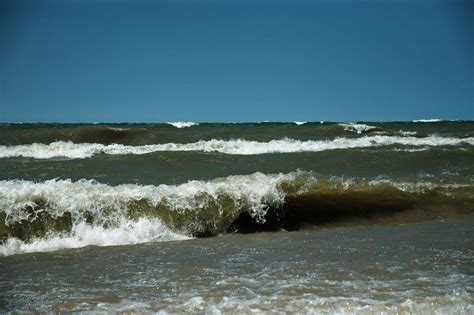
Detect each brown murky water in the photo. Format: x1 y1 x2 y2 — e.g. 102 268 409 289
1 121 473 312
1 218 473 313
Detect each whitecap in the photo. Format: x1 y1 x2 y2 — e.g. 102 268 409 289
1 135 473 159
339 123 377 134
166 121 199 128
0 172 293 255
413 119 442 123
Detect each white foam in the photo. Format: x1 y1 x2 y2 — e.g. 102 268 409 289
0 173 289 224
1 135 473 159
166 121 199 128
205 295 474 315
293 121 307 125
1 172 471 256
0 172 293 255
108 127 131 131
367 179 472 193
399 130 418 136
0 218 189 256
223 294 473 314
339 123 377 134
413 119 442 123
92 290 474 314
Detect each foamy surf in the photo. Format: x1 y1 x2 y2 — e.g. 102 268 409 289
413 119 443 123
1 171 472 256
166 121 199 128
119 290 472 314
399 130 418 136
1 135 473 159
0 218 189 256
339 123 378 134
0 172 291 255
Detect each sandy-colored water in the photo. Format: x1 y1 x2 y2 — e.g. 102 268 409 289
1 218 472 313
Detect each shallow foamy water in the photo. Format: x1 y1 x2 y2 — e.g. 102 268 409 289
1 218 472 313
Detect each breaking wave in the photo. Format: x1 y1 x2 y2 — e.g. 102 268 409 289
413 119 443 123
399 130 418 136
339 123 378 134
1 135 473 159
0 218 189 257
167 121 199 128
1 171 472 256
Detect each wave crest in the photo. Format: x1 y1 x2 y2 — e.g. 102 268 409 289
1 171 473 255
339 123 378 134
1 135 473 159
413 119 443 123
167 121 199 128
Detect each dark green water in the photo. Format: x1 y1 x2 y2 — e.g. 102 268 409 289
0 121 473 312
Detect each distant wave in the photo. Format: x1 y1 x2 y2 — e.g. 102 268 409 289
413 119 443 123
0 135 473 159
339 123 378 134
1 171 472 256
167 121 199 128
399 130 417 136
294 121 307 125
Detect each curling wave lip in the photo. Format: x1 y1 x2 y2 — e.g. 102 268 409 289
1 171 472 256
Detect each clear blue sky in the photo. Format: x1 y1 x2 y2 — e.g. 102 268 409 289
0 0 472 122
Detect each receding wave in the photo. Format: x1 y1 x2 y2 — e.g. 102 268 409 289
1 171 472 256
1 135 473 159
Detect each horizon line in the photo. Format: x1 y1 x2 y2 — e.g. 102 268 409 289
1 119 472 125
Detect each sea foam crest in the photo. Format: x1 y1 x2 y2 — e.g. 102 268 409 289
0 218 189 257
167 121 199 128
0 172 292 255
399 130 417 136
339 123 377 134
1 172 472 256
0 135 473 159
413 119 442 123
0 173 289 226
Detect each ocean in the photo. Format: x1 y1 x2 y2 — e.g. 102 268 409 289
0 120 473 313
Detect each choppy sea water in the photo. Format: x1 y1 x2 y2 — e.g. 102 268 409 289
0 121 473 313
